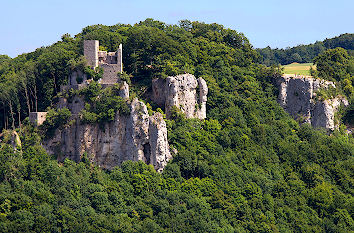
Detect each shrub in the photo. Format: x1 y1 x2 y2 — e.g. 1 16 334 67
41 108 71 138
78 85 130 124
79 81 102 102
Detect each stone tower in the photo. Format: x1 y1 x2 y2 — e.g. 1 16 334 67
83 40 99 67
84 40 123 84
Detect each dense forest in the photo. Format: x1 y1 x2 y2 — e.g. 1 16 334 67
0 19 353 232
257 33 354 65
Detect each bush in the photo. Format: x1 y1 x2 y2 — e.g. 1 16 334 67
117 71 132 85
78 85 130 124
41 108 71 138
84 66 103 81
79 81 102 102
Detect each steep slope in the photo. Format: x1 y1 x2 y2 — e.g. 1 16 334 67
0 19 352 232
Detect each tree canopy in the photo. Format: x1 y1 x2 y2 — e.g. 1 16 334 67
0 19 353 232
257 33 354 65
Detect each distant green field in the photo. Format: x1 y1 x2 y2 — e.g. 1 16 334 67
282 63 315 75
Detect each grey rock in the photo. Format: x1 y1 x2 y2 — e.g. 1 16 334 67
152 73 208 119
119 81 130 99
277 75 348 130
312 97 348 129
148 113 172 172
43 98 171 171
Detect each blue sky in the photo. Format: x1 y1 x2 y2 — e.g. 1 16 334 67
1 0 353 57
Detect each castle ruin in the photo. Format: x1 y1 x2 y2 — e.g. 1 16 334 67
29 112 47 126
84 40 123 84
28 40 209 172
31 40 124 124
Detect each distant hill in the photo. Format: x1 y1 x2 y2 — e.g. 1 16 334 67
257 33 354 65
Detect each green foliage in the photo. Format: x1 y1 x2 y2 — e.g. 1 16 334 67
67 55 87 72
311 48 354 127
79 83 130 124
258 33 354 65
0 19 353 232
79 105 97 124
78 81 102 102
40 108 71 138
313 47 350 82
314 86 341 101
117 71 132 85
84 66 103 81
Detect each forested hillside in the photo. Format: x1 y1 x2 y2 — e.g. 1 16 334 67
0 19 353 232
257 33 354 65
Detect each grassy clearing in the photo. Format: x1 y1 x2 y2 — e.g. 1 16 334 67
282 62 315 75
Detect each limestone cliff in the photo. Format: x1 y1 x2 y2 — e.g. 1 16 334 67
43 98 171 171
152 74 208 119
277 75 348 130
34 40 172 171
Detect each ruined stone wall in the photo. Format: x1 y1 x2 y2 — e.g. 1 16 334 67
99 63 121 84
277 75 348 130
83 40 123 85
29 112 48 126
117 44 123 72
39 41 173 171
68 70 88 85
152 74 208 119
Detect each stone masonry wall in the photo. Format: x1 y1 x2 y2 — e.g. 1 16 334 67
99 64 122 84
84 40 99 67
84 40 123 85
29 112 48 126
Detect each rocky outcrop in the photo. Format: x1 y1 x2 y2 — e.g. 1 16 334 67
277 74 348 130
312 97 348 129
152 74 208 119
0 130 22 153
43 98 171 171
119 81 130 99
148 113 171 172
40 40 172 170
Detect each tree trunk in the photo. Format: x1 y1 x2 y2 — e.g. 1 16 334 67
34 85 38 112
53 72 57 93
18 109 21 130
24 86 31 115
3 106 6 129
29 87 35 112
8 100 15 129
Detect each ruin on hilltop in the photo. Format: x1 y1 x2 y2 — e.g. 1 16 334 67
30 40 124 125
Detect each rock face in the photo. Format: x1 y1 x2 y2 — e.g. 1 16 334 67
312 97 348 129
119 81 130 99
43 98 171 171
152 74 208 119
39 41 172 171
148 113 171 172
277 75 348 130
